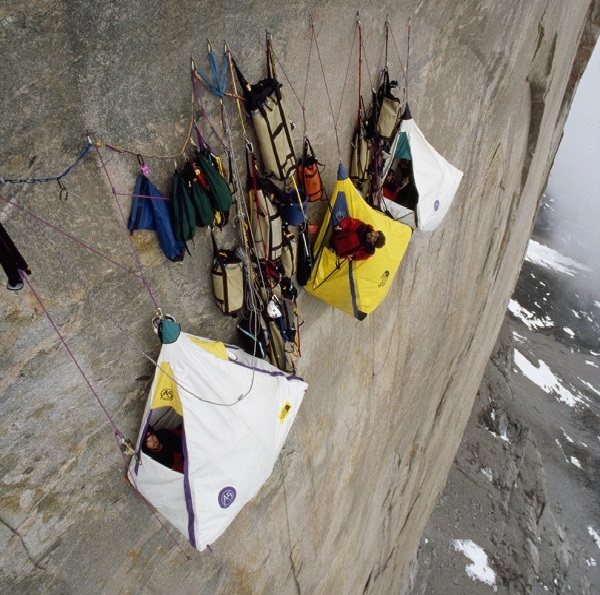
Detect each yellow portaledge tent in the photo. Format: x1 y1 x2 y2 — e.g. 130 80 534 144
305 164 412 320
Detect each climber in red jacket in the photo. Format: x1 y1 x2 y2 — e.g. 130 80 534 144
331 217 386 261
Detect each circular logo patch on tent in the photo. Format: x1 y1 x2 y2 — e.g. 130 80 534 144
218 487 236 509
434 200 440 212
160 388 174 402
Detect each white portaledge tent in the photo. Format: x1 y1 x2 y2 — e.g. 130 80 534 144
381 104 464 232
127 318 308 551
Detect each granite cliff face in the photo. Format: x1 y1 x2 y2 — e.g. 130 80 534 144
1 1 598 593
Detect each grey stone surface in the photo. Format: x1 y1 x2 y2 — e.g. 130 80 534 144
411 290 600 594
1 1 598 593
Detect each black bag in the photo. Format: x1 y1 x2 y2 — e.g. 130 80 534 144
296 227 314 286
237 310 270 359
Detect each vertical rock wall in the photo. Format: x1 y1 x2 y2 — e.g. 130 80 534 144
1 1 597 593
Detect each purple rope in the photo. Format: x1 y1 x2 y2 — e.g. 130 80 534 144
20 271 191 560
0 193 142 278
271 39 313 139
21 271 122 434
362 34 375 91
119 437 192 560
93 143 160 310
272 50 304 110
115 192 172 201
192 74 229 150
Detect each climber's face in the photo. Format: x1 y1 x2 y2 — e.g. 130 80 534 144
144 431 161 452
367 231 379 244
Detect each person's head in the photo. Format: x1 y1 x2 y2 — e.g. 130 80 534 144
143 427 162 452
366 230 386 249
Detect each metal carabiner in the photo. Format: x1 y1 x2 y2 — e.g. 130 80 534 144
57 178 68 202
137 154 150 177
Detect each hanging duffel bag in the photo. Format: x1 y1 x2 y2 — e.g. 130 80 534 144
296 226 314 287
250 185 283 261
376 71 402 139
297 138 324 202
211 231 244 316
281 188 307 227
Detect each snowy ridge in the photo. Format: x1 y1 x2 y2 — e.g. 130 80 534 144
525 239 589 277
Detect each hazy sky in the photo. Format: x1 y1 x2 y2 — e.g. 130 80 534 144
545 42 600 287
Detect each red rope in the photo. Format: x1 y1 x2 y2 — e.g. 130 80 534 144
357 17 363 126
301 33 314 138
311 20 342 162
334 21 358 127
406 19 411 102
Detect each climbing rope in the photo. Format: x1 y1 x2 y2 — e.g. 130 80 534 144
334 18 359 129
388 20 410 101
0 143 93 186
93 85 196 160
0 192 142 277
310 16 342 162
91 137 160 311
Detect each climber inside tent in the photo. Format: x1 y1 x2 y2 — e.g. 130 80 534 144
127 316 308 551
305 164 412 320
379 104 464 231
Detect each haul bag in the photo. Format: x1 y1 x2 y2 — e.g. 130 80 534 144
233 59 296 181
377 96 402 139
251 88 296 180
350 129 372 187
212 257 244 316
250 188 283 261
211 232 244 316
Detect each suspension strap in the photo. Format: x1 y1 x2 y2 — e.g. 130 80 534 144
310 15 342 163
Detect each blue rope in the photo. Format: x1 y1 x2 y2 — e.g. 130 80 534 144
196 49 228 97
0 142 93 185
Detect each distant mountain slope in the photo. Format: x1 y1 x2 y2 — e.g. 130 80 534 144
411 205 600 594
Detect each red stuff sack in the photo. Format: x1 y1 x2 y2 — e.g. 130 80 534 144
297 138 324 202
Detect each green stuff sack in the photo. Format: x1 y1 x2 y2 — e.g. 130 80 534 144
171 170 196 242
183 160 214 227
196 150 232 215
